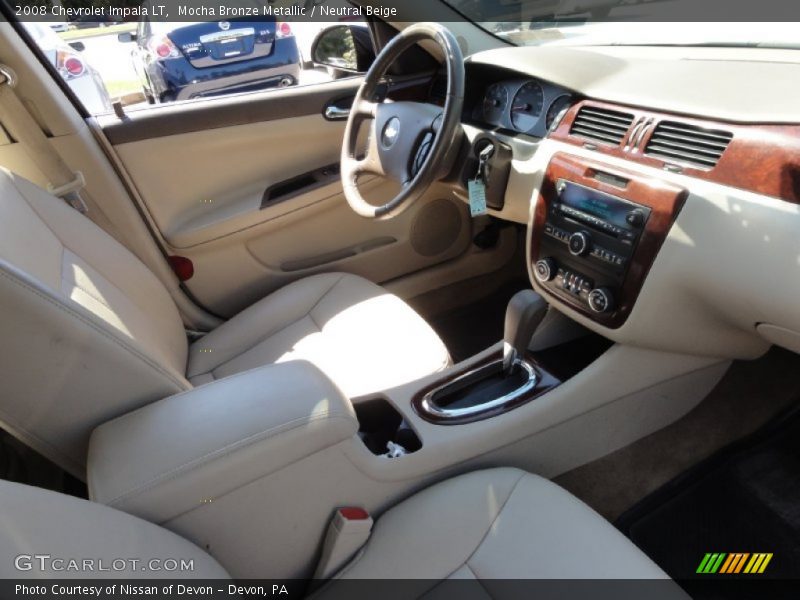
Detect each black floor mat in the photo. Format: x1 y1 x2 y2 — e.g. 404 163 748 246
430 280 530 362
616 407 800 597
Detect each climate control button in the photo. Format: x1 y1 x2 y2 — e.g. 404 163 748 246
588 287 615 314
568 231 591 257
534 258 556 283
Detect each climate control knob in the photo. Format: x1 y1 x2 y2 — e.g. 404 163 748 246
588 287 615 314
534 258 556 283
568 231 591 257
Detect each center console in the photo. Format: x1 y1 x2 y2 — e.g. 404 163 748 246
82 152 698 582
88 361 359 524
530 153 687 328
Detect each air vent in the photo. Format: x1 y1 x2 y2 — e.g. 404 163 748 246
570 106 634 146
645 120 733 169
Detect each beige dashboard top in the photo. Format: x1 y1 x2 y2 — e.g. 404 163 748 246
468 44 800 124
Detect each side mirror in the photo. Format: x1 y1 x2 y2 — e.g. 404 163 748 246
118 32 137 43
68 41 85 52
310 25 375 78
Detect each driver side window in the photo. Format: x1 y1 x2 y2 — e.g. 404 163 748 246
14 1 372 116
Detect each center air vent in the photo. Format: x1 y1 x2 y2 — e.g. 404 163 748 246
645 120 733 169
570 106 634 146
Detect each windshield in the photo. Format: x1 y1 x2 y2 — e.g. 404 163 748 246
441 1 800 49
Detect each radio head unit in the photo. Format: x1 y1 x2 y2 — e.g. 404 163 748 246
529 154 687 328
557 180 651 241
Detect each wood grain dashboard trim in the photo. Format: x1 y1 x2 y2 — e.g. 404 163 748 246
530 153 688 329
551 99 800 204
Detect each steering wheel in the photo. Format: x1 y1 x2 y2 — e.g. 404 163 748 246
341 23 465 219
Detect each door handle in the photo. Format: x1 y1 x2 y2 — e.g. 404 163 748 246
324 105 350 121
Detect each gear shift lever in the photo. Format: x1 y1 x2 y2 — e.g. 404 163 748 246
503 290 549 375
418 289 550 420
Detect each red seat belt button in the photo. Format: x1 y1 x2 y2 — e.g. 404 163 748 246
339 507 370 521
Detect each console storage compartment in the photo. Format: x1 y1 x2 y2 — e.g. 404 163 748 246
87 361 358 524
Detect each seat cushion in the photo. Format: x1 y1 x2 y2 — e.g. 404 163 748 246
329 468 681 588
0 479 229 579
0 468 682 589
186 273 451 398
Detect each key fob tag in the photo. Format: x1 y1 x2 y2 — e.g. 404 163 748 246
468 179 488 217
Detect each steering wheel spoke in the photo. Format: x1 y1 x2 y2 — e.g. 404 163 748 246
354 152 385 178
353 99 379 119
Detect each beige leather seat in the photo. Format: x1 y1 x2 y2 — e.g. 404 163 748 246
327 468 672 582
185 272 450 398
0 169 450 477
0 468 681 594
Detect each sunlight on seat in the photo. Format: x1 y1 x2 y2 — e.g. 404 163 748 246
64 252 135 340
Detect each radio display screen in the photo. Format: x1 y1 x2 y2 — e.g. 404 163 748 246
559 181 637 228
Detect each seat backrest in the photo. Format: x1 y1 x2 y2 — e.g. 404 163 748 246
0 169 190 477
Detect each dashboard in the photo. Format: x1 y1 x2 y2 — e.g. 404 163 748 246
453 44 800 363
469 77 574 137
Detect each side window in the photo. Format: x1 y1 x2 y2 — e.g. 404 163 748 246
15 1 373 115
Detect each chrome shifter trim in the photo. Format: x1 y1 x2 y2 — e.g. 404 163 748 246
419 358 538 420
502 341 518 375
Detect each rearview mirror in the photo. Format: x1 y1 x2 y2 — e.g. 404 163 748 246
118 32 136 43
310 25 375 79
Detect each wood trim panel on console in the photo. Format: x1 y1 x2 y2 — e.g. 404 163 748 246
530 153 687 329
551 99 800 204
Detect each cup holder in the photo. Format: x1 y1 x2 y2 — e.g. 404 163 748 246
354 398 422 457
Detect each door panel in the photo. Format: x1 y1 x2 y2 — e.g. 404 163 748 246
103 81 473 317
180 180 470 317
115 114 346 247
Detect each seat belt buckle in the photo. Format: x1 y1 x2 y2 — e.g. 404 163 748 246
312 507 373 581
48 172 88 214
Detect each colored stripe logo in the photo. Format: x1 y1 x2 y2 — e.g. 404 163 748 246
696 553 773 574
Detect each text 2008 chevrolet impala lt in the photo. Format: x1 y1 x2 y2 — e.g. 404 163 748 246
0 1 798 598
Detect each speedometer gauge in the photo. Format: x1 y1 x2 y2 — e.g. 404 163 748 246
482 83 508 124
510 81 544 132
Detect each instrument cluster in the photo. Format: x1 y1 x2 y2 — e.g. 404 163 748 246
473 77 574 137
